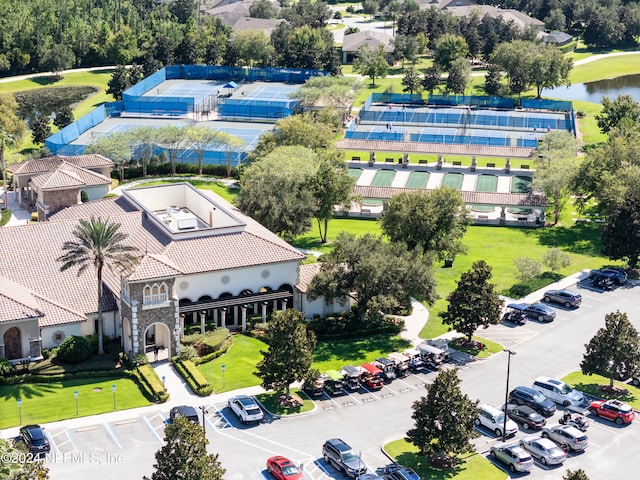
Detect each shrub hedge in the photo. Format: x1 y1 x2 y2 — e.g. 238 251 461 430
112 163 238 181
0 369 126 385
56 336 92 364
173 358 214 396
193 336 232 365
136 364 169 403
181 328 229 356
307 314 404 341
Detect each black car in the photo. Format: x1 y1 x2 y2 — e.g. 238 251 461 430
590 268 627 285
504 403 547 430
322 438 367 478
169 405 200 424
523 303 556 322
508 386 557 417
19 425 50 455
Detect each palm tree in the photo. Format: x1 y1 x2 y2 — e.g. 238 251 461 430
0 127 16 212
57 217 139 355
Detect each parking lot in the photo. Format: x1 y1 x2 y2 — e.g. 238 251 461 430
8 279 640 480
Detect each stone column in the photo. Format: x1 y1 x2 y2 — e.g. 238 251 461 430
214 309 219 328
281 298 287 312
234 306 239 328
200 311 206 334
261 302 267 322
500 206 506 226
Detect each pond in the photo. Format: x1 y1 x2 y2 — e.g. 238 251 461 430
545 73 640 103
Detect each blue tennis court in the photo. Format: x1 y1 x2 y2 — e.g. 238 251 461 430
146 80 226 106
240 84 300 102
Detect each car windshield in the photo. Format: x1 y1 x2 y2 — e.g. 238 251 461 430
342 451 360 462
532 392 547 402
246 407 261 416
558 383 572 394
496 413 505 423
282 465 300 475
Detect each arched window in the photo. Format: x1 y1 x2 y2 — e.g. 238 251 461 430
143 282 169 305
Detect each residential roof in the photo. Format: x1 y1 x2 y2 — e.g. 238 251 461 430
545 31 573 44
9 154 114 176
342 30 394 53
445 5 545 30
230 17 284 33
29 162 111 191
0 277 44 322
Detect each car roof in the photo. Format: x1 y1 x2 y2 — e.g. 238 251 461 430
512 385 538 395
173 405 198 415
508 404 537 413
22 425 45 439
535 376 564 386
528 303 554 312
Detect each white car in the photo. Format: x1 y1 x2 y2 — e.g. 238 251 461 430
475 404 518 438
541 425 589 452
519 436 566 465
227 395 264 424
532 376 587 407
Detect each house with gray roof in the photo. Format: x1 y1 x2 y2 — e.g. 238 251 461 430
0 183 344 364
342 30 394 63
443 4 545 31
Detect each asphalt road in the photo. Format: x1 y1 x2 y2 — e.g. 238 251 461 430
27 281 640 480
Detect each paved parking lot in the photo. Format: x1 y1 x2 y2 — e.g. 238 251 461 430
6 280 640 480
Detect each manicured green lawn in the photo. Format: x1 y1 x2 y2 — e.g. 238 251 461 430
0 377 152 429
256 388 315 415
384 439 507 480
312 335 411 372
197 334 265 393
562 372 640 410
570 53 640 84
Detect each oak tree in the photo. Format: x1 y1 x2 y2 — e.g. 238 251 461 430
440 260 502 342
581 311 640 387
602 191 640 269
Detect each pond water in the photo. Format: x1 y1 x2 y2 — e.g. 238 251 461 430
545 73 640 103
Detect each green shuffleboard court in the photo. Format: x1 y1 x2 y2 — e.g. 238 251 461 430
362 198 385 206
348 168 362 180
442 173 463 190
371 169 396 187
471 204 495 212
405 171 430 189
475 174 498 192
511 176 532 193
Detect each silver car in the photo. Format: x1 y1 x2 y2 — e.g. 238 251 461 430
519 436 566 465
489 443 534 473
542 425 589 451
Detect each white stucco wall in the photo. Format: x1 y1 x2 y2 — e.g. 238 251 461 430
41 323 84 349
178 261 300 300
297 293 351 319
0 319 39 358
82 185 110 201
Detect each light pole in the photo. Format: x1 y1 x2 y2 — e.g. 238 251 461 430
503 349 516 442
222 364 226 389
74 390 79 416
17 398 22 425
199 405 208 435
112 384 116 410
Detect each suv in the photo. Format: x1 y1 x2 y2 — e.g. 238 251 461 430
590 268 627 285
508 386 557 417
541 425 589 452
489 443 534 473
543 289 582 308
383 464 421 480
19 425 50 455
169 405 200 424
589 399 635 425
532 377 587 407
227 395 264 424
475 404 518 438
322 438 367 478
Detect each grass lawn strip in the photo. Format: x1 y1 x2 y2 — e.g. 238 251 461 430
0 377 152 429
255 388 314 415
312 335 410 372
562 372 640 410
384 438 507 480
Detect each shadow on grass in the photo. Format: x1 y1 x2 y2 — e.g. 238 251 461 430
572 381 639 404
502 271 563 298
29 76 61 86
394 451 464 480
522 222 603 256
3 382 58 401
313 335 410 363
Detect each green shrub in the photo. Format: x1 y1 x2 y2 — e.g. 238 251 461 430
173 358 213 396
181 328 229 355
194 336 232 365
0 210 12 227
56 336 92 364
178 345 198 361
0 359 14 377
136 364 169 402
131 353 149 367
0 370 126 385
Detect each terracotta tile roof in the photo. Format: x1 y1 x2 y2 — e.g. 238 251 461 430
9 154 114 175
343 30 394 53
31 293 87 327
30 162 111 190
48 196 140 220
354 185 549 207
296 263 321 293
336 139 534 158
127 254 183 281
0 277 44 322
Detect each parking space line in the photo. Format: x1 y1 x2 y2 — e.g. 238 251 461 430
65 429 80 453
359 384 380 400
210 403 233 429
102 423 122 449
345 391 362 405
44 430 58 455
141 415 164 444
239 429 316 458
392 377 418 391
49 430 76 454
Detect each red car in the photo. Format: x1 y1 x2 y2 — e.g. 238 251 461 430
589 399 635 425
266 456 304 480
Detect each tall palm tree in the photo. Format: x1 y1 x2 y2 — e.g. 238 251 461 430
57 217 139 355
0 127 16 212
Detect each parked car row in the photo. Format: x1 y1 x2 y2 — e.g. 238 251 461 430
502 288 584 326
305 344 450 398
485 375 635 473
320 438 420 480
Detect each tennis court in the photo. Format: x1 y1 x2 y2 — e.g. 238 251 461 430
348 168 363 180
405 171 430 189
236 84 300 102
475 174 498 192
511 176 532 193
442 173 464 190
146 80 227 106
371 169 396 187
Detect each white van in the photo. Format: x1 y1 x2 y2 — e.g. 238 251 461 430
532 377 587 407
475 404 518 438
